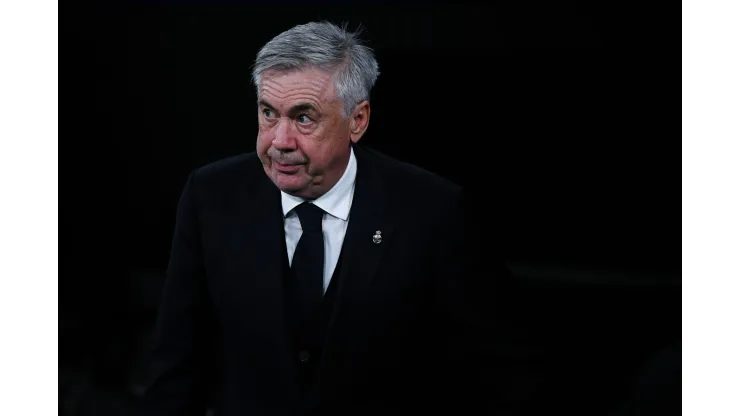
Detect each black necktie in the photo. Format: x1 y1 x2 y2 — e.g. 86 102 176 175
292 202 325 323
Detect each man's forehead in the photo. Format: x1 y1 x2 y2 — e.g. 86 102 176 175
260 68 336 99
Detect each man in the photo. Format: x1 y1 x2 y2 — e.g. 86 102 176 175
140 21 501 415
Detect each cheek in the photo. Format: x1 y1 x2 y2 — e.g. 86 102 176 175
302 143 336 171
300 137 326 160
256 133 273 154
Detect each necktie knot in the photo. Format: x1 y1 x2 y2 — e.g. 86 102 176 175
294 202 324 233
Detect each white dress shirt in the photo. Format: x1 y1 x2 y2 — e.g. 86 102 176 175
281 147 357 293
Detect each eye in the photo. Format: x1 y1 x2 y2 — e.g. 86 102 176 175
262 108 276 119
297 114 314 125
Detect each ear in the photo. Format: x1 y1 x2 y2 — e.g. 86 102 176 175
349 101 371 143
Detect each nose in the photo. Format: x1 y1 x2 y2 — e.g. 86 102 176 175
271 118 297 151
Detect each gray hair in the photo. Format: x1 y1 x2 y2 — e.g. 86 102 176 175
251 21 380 118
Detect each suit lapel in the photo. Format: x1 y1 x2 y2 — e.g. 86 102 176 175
322 145 395 341
239 171 289 309
226 168 301 398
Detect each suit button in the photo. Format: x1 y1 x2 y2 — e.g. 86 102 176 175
298 350 311 363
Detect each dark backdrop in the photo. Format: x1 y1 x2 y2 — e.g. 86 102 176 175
61 2 679 415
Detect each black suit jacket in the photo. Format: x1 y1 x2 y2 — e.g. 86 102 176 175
139 145 510 415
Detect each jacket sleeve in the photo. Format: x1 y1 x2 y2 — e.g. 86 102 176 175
138 171 214 416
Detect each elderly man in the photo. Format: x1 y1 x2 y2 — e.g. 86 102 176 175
140 21 496 415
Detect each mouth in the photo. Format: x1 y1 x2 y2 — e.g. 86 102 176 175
273 161 302 173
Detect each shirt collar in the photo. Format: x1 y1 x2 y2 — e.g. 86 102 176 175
281 146 357 221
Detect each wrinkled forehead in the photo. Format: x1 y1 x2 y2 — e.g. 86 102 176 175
258 67 339 105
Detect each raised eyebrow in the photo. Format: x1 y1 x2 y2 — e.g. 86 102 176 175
257 99 275 110
257 100 317 116
288 103 318 116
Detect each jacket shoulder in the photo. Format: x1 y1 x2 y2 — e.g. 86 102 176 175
187 152 264 191
193 152 260 179
359 146 461 201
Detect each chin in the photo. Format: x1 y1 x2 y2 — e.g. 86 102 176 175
273 175 307 194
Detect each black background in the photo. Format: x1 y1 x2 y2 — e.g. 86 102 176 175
61 2 679 415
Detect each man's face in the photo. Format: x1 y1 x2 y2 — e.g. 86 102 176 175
256 67 358 199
